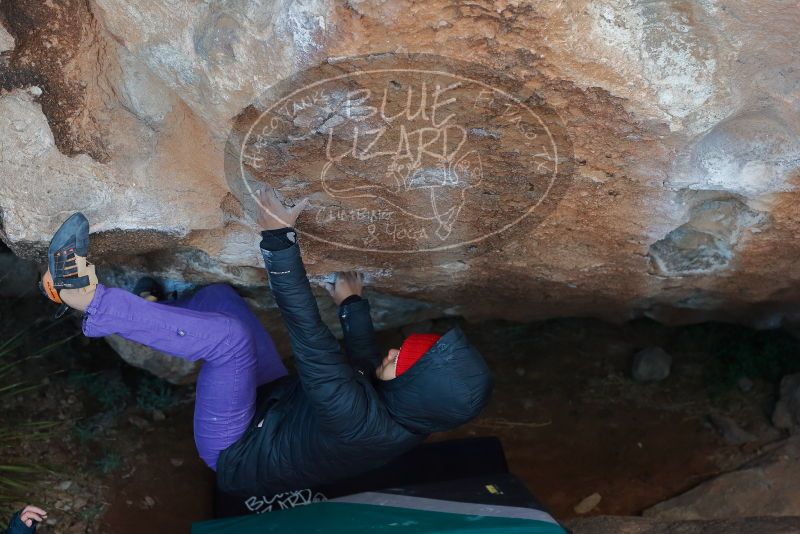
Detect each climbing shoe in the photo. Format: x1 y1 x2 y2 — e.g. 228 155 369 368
38 212 98 318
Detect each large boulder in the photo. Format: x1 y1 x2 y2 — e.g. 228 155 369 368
773 374 800 434
105 335 202 386
568 516 800 534
643 437 800 520
0 0 798 344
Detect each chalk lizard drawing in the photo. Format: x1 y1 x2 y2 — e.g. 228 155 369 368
318 85 484 241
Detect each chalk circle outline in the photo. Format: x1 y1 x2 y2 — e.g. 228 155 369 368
235 54 570 254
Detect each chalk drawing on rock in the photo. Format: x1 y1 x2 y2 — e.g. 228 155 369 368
225 53 574 257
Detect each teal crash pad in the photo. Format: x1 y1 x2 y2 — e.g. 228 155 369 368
192 501 567 533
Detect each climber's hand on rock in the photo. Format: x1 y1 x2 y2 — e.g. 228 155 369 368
256 186 309 231
324 271 363 306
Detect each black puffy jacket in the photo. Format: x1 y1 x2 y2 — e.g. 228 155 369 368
216 235 493 496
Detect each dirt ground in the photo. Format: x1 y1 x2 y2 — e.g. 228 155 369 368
1 295 791 533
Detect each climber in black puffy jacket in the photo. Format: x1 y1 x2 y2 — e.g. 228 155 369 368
215 187 494 496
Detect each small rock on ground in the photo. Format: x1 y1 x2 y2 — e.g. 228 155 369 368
631 347 672 383
737 377 754 392
707 414 757 445
574 493 602 514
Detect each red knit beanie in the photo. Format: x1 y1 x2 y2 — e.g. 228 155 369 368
395 333 442 376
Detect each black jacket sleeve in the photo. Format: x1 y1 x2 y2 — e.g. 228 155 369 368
260 230 371 436
259 227 297 251
339 297 380 376
4 512 35 534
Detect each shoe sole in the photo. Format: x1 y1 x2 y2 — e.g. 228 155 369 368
47 212 90 290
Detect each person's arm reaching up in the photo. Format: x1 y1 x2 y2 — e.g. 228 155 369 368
256 188 370 436
325 272 381 375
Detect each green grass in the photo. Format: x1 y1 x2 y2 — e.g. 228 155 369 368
68 369 130 413
72 420 96 444
136 376 176 412
0 421 59 443
0 464 48 501
94 453 122 474
0 324 73 513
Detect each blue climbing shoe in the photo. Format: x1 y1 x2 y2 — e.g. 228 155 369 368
38 212 97 318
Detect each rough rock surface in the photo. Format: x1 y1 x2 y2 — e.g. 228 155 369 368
0 1 799 339
643 437 800 520
0 23 13 53
567 516 800 534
